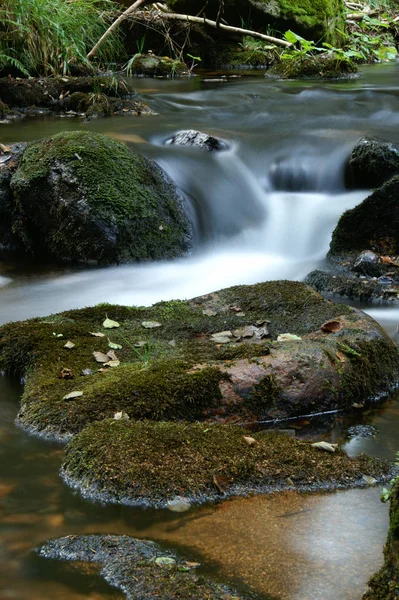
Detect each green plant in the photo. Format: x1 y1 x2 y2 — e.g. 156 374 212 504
381 450 399 502
0 0 124 76
186 53 201 75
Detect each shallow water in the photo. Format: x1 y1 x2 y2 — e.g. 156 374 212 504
1 62 399 599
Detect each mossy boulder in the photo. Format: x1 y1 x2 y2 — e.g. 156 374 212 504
62 420 391 506
346 138 399 189
38 535 245 599
270 54 358 79
125 54 188 77
363 481 399 599
8 131 192 264
1 280 398 441
167 0 346 45
330 176 399 256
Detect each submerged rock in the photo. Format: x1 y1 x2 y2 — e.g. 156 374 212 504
346 137 399 189
8 131 192 264
166 130 227 152
38 534 244 599
0 280 398 440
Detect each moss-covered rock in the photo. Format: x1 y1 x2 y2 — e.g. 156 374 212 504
167 0 346 45
330 176 399 256
125 54 188 77
8 131 192 264
363 481 399 599
0 142 26 250
62 420 391 506
38 535 245 599
270 54 358 79
346 138 399 190
1 281 398 440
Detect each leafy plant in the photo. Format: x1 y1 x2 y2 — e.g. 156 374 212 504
381 451 399 502
0 0 124 76
186 52 201 75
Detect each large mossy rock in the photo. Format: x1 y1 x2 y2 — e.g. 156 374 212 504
330 176 399 256
9 131 192 264
1 280 398 441
363 481 399 599
38 535 245 599
166 0 346 44
346 138 399 189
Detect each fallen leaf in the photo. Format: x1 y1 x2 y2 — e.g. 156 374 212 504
229 305 242 312
89 332 106 337
311 441 338 453
64 340 75 349
104 360 120 368
52 332 64 338
336 351 347 363
203 309 217 316
108 339 122 349
58 368 73 379
81 368 94 376
114 411 129 420
155 557 176 567
135 341 147 347
63 391 83 401
243 435 257 446
93 351 110 363
321 320 343 333
103 317 120 329
352 402 364 409
142 320 162 328
107 350 118 361
168 339 176 347
213 473 231 493
277 333 302 342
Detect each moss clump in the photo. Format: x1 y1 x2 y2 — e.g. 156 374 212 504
9 130 192 264
38 535 246 600
330 176 399 255
126 54 188 77
364 481 399 599
278 0 346 43
62 420 390 505
272 54 357 79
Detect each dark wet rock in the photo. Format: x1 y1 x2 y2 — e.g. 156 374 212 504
38 535 244 599
7 130 192 264
346 137 399 190
352 250 384 278
330 176 399 256
347 425 379 439
0 76 152 120
363 480 399 599
61 421 391 507
166 130 227 152
1 281 398 441
0 142 27 250
305 267 399 306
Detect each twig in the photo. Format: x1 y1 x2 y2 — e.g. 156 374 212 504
87 0 151 59
151 4 293 48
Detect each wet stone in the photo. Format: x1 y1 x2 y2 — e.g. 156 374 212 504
347 425 379 439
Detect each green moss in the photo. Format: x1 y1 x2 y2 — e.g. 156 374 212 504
9 130 192 264
62 419 390 503
272 55 358 79
278 0 346 44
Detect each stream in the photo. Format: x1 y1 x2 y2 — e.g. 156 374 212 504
1 62 399 599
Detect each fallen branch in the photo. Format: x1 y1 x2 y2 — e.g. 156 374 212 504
87 0 150 59
151 4 293 48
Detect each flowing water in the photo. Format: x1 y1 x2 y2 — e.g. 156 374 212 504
1 62 399 599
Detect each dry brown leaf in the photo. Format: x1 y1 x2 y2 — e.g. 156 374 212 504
243 435 257 446
321 320 343 333
93 351 109 363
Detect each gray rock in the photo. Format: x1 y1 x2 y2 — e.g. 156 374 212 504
346 137 399 189
352 250 383 278
166 130 226 152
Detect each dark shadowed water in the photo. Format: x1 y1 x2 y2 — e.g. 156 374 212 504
1 62 399 599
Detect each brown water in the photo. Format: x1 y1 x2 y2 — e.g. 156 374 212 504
1 63 399 599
